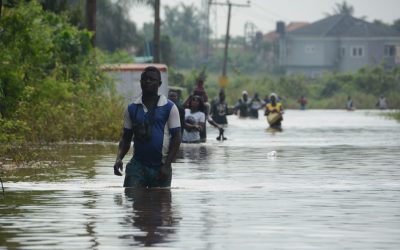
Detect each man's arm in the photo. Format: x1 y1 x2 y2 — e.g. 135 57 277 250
113 129 133 176
164 131 181 167
159 131 181 178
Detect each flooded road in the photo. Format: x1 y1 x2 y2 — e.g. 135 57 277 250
1 110 400 249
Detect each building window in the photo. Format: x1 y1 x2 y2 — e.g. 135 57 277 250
340 47 346 57
351 46 364 57
384 45 396 56
305 45 316 54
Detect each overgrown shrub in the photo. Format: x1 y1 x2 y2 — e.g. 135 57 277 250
0 1 124 152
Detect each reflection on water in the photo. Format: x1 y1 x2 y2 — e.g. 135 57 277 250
1 110 400 249
121 188 179 246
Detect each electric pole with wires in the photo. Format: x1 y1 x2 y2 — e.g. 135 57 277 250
210 1 250 88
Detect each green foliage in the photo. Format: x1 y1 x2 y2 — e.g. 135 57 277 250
96 0 140 52
0 1 124 152
95 49 135 64
385 111 400 121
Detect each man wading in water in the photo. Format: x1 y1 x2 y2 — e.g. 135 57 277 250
113 66 181 188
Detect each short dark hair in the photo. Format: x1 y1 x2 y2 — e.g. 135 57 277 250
141 66 162 85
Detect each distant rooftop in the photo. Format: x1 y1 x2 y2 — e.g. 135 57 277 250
288 14 400 37
264 22 309 41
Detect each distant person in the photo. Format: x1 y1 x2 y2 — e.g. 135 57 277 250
376 95 387 110
210 89 229 125
298 95 308 110
263 95 270 105
234 90 250 118
182 95 206 143
168 90 185 133
193 77 209 104
113 66 181 188
248 93 264 119
192 78 210 142
264 93 284 128
346 96 354 111
210 89 229 140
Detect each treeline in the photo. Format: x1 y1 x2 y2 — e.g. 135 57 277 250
169 65 400 110
0 1 124 156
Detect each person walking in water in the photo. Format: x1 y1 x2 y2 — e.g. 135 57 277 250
113 66 182 188
264 93 284 128
298 95 308 110
346 96 354 111
248 92 264 119
234 90 250 118
168 90 185 132
376 95 387 110
187 77 210 142
210 89 229 140
182 95 206 143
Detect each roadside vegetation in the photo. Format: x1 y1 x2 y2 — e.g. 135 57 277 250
0 2 125 159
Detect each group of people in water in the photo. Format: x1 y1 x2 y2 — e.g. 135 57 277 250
113 66 389 189
233 90 284 128
168 78 286 144
346 95 388 111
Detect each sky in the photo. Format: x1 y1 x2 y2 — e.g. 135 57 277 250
129 0 400 38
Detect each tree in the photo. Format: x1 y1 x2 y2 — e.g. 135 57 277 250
162 4 203 68
392 19 400 33
96 0 139 52
332 1 354 15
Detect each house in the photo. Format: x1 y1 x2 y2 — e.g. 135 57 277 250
278 14 400 77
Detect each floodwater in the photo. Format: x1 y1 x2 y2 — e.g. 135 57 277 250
1 110 400 250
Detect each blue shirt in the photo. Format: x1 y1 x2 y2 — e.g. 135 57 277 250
124 95 181 167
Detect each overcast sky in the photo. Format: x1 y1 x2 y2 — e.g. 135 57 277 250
129 0 400 37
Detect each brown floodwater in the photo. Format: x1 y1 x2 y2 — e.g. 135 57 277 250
1 110 399 249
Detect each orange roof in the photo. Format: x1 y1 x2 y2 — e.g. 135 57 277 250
264 22 309 41
287 22 309 32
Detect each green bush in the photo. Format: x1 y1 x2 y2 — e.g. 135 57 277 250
0 1 124 151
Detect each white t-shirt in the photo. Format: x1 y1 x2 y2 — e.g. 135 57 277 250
182 109 205 142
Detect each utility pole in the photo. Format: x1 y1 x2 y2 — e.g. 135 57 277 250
210 1 250 88
153 0 160 63
86 0 96 47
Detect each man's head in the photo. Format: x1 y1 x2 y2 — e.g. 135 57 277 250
196 78 204 86
140 66 162 95
219 89 226 101
168 90 179 103
242 90 248 101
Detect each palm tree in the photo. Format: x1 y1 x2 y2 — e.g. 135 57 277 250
332 1 354 15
